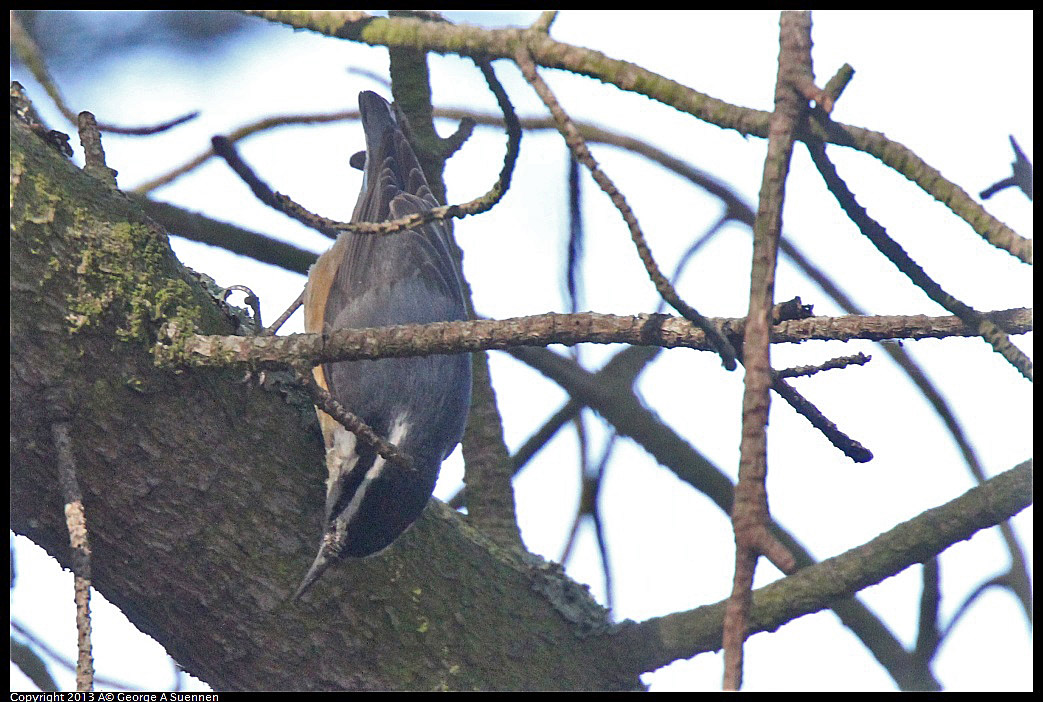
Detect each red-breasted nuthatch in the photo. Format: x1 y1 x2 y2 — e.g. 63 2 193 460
294 91 472 599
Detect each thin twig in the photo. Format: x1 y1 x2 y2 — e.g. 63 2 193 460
513 43 738 371
208 71 520 242
133 110 360 194
775 352 871 379
11 11 197 136
242 10 1033 264
531 11 558 33
162 308 1033 369
76 112 117 188
264 291 303 336
297 368 414 472
807 139 1033 382
979 135 1032 201
52 419 94 691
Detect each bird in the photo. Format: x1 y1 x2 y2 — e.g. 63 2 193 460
294 90 472 599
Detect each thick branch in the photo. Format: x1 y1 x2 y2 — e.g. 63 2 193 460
612 459 1031 684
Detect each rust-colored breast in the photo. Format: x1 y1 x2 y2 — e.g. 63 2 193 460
303 235 351 450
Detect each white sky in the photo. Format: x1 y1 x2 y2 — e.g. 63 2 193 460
11 10 1032 692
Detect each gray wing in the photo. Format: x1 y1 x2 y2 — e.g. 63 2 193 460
316 92 471 556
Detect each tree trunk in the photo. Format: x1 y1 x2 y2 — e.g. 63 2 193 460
10 112 639 692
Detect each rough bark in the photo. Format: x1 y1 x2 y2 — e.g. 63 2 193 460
10 114 635 692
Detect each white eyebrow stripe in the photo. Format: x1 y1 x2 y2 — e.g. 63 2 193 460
335 412 412 528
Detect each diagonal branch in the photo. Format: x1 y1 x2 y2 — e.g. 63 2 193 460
513 42 738 370
505 343 954 690
807 139 1033 382
611 459 1031 687
242 10 1031 265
